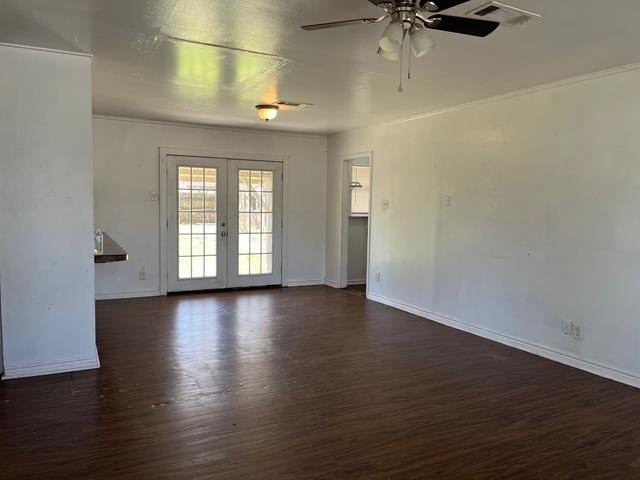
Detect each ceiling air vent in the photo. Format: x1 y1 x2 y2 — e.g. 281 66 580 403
275 100 314 110
468 1 540 27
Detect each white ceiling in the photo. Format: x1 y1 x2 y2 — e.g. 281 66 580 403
1 0 640 134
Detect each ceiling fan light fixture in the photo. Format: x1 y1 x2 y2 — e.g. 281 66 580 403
378 19 403 54
255 105 279 122
410 27 436 58
300 0 502 90
377 46 400 61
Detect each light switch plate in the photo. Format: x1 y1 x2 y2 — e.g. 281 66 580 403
572 323 585 341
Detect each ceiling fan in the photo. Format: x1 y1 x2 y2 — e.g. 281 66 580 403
302 0 500 62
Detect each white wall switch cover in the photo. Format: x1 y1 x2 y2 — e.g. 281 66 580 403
572 323 585 341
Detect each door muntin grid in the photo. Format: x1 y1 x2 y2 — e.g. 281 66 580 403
177 166 218 280
237 169 273 276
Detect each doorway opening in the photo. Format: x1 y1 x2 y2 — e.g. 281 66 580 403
339 153 372 295
163 154 283 293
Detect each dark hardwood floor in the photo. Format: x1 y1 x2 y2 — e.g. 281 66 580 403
1 286 640 479
345 284 367 298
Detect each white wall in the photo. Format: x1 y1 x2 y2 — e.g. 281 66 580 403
0 288 3 374
347 217 368 284
0 45 97 379
327 65 640 388
94 117 327 299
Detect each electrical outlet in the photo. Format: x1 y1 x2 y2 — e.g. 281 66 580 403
572 323 585 341
375 272 381 282
562 319 572 335
139 268 146 281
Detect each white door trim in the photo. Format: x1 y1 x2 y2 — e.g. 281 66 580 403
338 152 374 293
159 147 288 295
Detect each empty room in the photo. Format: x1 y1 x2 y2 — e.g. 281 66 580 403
1 0 640 478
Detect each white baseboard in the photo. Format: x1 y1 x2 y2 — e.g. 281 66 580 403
324 279 339 288
367 292 640 390
347 279 366 286
96 290 161 300
2 347 101 380
286 280 325 287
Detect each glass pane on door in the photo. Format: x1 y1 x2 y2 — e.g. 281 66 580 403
237 169 273 276
178 166 218 280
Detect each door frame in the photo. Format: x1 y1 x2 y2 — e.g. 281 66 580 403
159 147 288 295
338 152 374 293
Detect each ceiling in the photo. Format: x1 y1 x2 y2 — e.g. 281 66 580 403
1 0 640 134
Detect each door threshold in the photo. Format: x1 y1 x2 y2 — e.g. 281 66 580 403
168 285 283 296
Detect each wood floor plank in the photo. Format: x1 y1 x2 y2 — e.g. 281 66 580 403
1 286 639 479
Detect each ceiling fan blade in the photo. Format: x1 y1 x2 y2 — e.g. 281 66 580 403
426 14 499 37
419 0 473 12
301 18 379 31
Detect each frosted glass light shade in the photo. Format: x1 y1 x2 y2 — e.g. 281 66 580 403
410 27 435 58
255 105 279 122
378 21 403 58
377 46 400 61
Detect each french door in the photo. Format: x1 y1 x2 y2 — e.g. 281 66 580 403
167 155 283 292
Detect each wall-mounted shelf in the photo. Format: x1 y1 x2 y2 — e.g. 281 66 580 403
94 233 128 264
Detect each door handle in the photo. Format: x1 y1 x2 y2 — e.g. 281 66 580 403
220 231 227 237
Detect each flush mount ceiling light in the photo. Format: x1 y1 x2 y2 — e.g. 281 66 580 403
301 0 500 92
255 105 279 122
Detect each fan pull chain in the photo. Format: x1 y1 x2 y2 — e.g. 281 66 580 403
408 42 412 81
398 29 407 93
